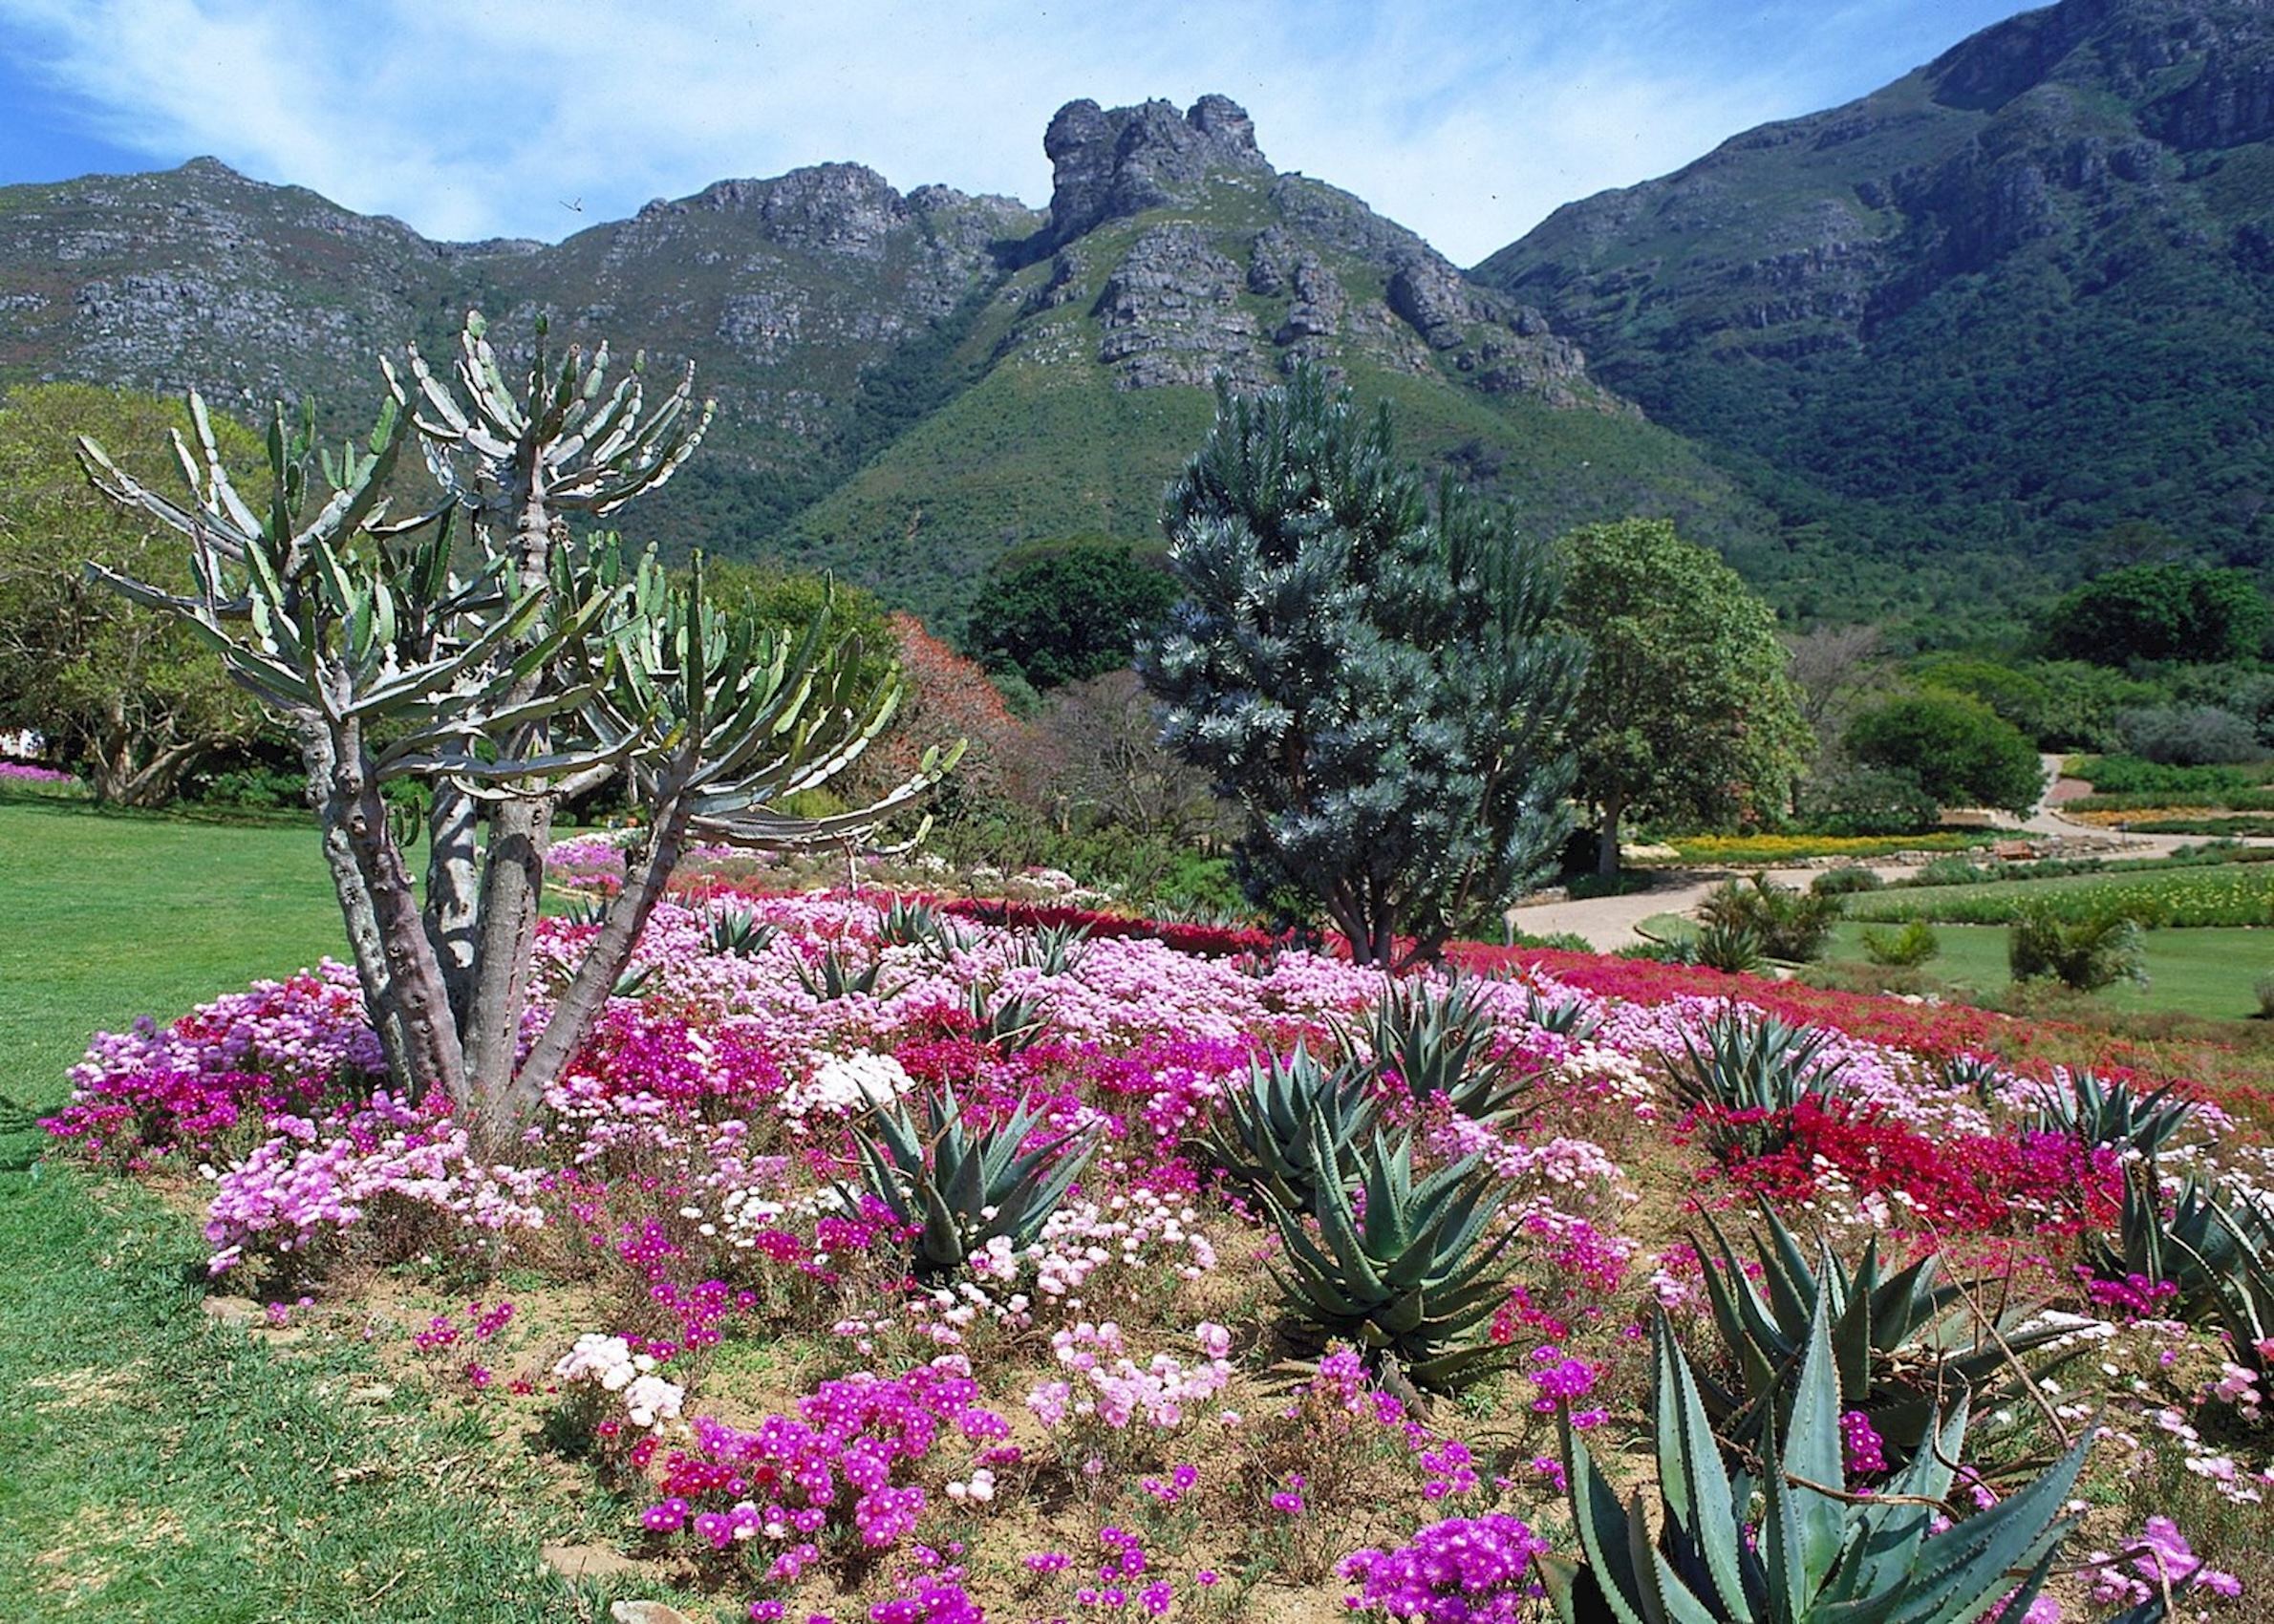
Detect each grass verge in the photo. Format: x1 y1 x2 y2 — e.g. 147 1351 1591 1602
0 792 690 1621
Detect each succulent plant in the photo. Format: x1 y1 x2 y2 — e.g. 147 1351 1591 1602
1198 1044 1378 1211
2084 1167 2238 1315
1541 1284 2111 1624
1940 1053 2006 1105
1261 1121 1519 1392
964 981 1050 1052
1669 1012 1850 1158
849 1084 1097 1277
1523 987 1602 1042
2206 1192 2274 1389
1348 975 1531 1122
1004 922 1089 976
2027 1071 2195 1160
1692 1203 2064 1458
876 894 971 955
560 896 611 928
703 904 779 958
794 943 898 1001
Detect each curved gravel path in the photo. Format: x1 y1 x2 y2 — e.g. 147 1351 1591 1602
1508 755 2271 951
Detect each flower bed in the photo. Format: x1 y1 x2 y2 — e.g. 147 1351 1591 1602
42 875 2272 1620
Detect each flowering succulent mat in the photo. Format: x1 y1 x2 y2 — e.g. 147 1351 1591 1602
34 842 2274 1623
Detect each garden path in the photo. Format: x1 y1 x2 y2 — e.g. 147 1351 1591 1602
1510 755 2273 951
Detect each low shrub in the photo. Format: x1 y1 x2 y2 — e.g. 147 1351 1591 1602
1810 865 1883 895
2008 908 2147 993
1859 920 1940 967
2114 705 2267 767
1697 874 1841 962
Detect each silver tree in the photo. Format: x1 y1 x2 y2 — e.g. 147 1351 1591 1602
80 313 955 1143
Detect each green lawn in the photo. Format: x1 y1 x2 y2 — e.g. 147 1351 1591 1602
1821 921 2273 1021
1841 862 2274 928
0 792 673 1621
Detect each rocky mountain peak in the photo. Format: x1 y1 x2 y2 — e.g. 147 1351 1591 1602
1041 94 1273 246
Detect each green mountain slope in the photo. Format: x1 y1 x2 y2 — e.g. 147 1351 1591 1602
0 93 1793 634
1473 0 2274 612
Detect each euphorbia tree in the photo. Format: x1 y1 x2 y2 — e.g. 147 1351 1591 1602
80 313 955 1142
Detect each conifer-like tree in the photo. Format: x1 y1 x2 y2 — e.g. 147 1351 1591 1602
1138 368 1585 967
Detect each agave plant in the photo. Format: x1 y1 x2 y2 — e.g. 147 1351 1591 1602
1523 987 1602 1042
1940 1052 2006 1104
875 894 972 955
611 964 656 1000
849 1084 1097 1277
1004 922 1090 976
1198 1044 1378 1211
2029 1072 2196 1161
1541 1288 2112 1624
2206 1192 2274 1390
794 942 899 1001
964 981 1050 1052
2084 1167 2238 1316
1692 1203 2064 1458
560 896 611 928
1669 1012 1850 1159
703 904 779 958
1349 975 1531 1122
1262 1121 1519 1392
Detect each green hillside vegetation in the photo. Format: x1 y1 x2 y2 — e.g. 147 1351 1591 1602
1474 0 2274 622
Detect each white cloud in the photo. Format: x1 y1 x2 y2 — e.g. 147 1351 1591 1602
0 0 2036 262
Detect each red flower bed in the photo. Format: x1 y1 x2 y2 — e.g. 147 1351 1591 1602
1708 1098 2126 1235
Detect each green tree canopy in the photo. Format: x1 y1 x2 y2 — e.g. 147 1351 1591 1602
2045 564 2271 666
1846 694 2044 814
0 383 267 803
1555 518 1813 873
962 541 1179 691
1138 367 1586 967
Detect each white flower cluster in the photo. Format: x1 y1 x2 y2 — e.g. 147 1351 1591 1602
553 1332 685 1431
780 1052 913 1122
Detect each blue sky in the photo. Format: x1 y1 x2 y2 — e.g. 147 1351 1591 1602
0 0 2045 264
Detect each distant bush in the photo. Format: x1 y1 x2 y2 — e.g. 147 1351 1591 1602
1810 865 1884 896
1846 695 2044 814
1504 928 1596 953
1617 937 1698 964
1698 874 1841 962
2046 564 2270 667
2113 704 2266 766
2071 754 2265 796
1793 761 1941 836
2008 908 2146 993
1859 920 1940 967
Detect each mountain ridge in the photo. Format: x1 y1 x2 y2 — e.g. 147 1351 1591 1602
3 94 1766 629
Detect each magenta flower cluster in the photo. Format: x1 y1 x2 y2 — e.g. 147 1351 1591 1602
1340 1514 1551 1624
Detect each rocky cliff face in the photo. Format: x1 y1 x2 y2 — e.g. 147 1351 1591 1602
1470 0 2274 580
0 96 1687 627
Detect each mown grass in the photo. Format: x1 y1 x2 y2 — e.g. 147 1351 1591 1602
0 791 687 1621
1842 862 2274 928
1817 921 2272 1021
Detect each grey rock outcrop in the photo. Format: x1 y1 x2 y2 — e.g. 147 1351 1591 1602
1041 95 1273 246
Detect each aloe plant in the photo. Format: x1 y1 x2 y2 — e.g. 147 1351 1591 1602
1350 975 1531 1122
2084 1168 2237 1315
1542 1286 2108 1624
1005 922 1089 976
1261 1121 1519 1392
703 905 778 958
794 943 897 1001
1523 987 1602 1042
1693 1204 2063 1457
2206 1193 2274 1390
1941 1053 2006 1105
1669 1012 1850 1158
849 1085 1097 1277
1199 1044 1378 1211
2028 1071 2195 1160
964 981 1050 1052
876 894 971 954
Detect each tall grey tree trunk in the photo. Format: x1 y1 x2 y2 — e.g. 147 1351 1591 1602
1597 794 1623 877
